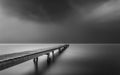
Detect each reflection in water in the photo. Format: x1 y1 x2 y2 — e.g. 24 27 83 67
29 47 67 75
0 44 120 75
44 44 120 75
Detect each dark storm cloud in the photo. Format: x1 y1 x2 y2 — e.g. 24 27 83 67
1 0 109 23
0 0 120 43
2 0 72 23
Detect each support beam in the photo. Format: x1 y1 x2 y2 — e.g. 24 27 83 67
58 48 62 53
33 57 39 74
52 51 55 61
47 53 51 65
33 57 38 64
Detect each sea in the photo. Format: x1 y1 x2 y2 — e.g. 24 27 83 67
0 44 120 75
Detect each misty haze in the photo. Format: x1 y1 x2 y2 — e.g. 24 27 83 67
0 0 119 43
0 1 120 75
0 44 120 75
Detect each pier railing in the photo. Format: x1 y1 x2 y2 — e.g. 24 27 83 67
0 44 69 71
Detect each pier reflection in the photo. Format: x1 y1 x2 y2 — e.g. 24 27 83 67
1 44 120 75
30 48 66 75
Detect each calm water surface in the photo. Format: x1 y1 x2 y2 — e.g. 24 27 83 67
0 44 120 75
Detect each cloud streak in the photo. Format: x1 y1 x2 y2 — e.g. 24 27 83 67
84 0 120 23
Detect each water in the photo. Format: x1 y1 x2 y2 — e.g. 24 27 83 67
44 44 120 75
0 44 120 75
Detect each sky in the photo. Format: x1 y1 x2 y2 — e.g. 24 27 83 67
0 0 120 43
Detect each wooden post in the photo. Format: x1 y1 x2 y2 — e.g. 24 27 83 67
52 51 55 61
33 57 39 74
47 53 51 65
33 57 38 64
59 48 62 53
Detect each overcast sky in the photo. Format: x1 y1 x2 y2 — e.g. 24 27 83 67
0 0 120 43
